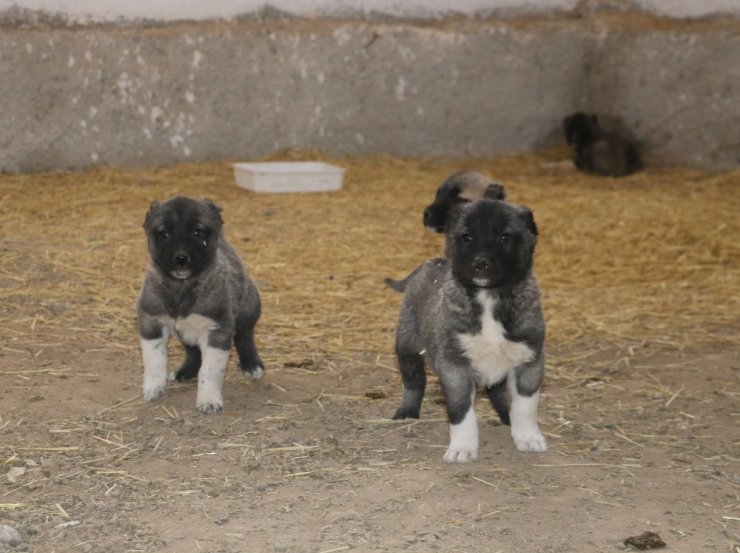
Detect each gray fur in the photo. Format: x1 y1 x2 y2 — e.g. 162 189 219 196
392 199 546 458
137 196 263 414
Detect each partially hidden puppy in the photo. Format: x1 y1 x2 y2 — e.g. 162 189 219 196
391 199 546 462
385 171 506 293
137 196 264 414
563 112 641 177
423 171 506 233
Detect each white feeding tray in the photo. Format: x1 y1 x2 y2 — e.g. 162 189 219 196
233 162 345 193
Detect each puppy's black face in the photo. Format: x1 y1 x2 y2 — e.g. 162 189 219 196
423 178 506 233
563 112 599 147
446 200 537 290
144 196 223 280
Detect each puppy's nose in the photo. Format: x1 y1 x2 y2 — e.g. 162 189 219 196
472 256 491 272
174 254 190 267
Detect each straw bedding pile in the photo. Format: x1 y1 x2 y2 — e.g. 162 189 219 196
1 150 737 372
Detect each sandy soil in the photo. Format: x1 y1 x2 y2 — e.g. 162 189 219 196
0 153 738 553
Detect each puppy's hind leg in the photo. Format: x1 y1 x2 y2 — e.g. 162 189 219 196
486 378 510 426
234 310 264 380
170 345 201 382
392 352 426 420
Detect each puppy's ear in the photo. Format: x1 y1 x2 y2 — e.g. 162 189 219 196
484 183 506 201
519 206 538 236
144 201 160 228
444 183 462 200
202 198 224 227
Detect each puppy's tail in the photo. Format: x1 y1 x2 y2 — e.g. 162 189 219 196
385 262 431 293
384 276 408 293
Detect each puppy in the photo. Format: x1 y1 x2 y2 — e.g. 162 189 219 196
137 196 264 414
385 172 507 292
392 199 546 462
423 171 506 233
563 112 641 177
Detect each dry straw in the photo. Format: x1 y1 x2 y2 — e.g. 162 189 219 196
1 149 737 371
0 150 738 530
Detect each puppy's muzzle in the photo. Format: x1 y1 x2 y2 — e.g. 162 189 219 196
472 256 491 273
423 207 445 233
471 256 495 286
171 253 192 279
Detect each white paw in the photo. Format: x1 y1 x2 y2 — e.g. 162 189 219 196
512 429 547 452
444 404 479 463
196 386 224 414
243 365 264 380
142 381 166 401
443 446 478 464
196 400 224 415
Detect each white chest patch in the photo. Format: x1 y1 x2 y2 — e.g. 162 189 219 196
457 291 534 388
160 313 219 347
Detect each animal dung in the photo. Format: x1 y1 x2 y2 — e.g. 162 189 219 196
234 161 345 193
623 531 667 550
364 388 388 400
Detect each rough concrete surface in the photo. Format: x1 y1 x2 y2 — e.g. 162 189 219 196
0 15 738 172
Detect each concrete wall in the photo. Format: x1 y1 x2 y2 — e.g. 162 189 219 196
0 8 738 172
2 0 739 21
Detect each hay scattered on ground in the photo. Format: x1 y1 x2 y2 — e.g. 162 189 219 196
0 151 738 551
1 149 738 367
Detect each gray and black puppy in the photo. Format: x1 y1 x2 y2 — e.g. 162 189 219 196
423 171 506 233
137 196 264 414
392 199 546 462
563 112 641 177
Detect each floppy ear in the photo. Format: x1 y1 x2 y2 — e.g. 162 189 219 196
143 201 160 228
202 198 224 227
444 183 462 200
519 206 538 236
484 183 506 201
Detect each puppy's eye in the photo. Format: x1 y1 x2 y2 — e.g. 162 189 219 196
462 233 473 242
156 229 169 240
498 233 512 244
193 228 205 239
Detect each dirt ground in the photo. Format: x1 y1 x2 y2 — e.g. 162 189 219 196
1 152 738 553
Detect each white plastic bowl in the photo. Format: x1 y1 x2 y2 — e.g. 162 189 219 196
233 161 345 193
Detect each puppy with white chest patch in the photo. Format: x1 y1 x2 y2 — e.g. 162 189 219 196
392 199 546 462
137 196 264 414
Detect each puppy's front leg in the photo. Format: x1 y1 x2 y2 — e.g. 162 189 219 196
440 370 478 463
508 367 547 453
195 330 231 414
140 321 170 401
